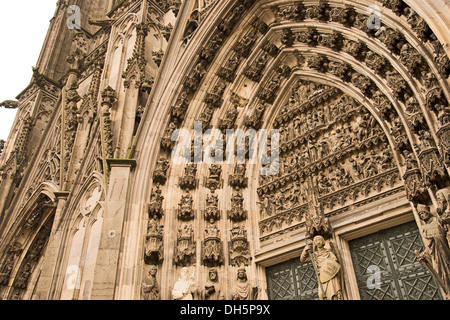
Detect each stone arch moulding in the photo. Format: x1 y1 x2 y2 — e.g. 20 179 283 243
49 171 105 300
130 0 450 300
0 181 58 300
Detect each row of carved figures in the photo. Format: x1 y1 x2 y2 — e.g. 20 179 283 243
142 266 259 300
145 217 251 268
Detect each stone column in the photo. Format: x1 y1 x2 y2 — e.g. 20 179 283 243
90 159 136 300
31 192 69 300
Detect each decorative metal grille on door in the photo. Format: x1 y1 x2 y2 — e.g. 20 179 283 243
349 221 443 300
266 258 318 300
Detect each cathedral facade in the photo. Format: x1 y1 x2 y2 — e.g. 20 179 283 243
0 0 449 300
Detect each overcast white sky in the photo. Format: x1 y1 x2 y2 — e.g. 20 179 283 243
0 1 56 141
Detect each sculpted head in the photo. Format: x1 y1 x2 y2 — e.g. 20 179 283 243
237 268 248 281
436 188 450 215
180 267 189 280
417 204 431 221
149 265 157 276
313 235 325 249
209 268 218 282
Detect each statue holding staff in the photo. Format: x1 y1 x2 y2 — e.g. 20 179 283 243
300 236 343 300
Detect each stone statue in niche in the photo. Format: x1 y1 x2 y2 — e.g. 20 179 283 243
234 29 257 58
436 187 450 246
245 53 269 82
231 268 258 300
25 205 43 230
145 218 164 265
172 267 197 300
436 187 450 222
205 164 222 191
202 223 224 267
200 268 224 300
174 223 196 267
161 121 178 151
300 236 343 300
245 103 266 129
204 81 227 108
178 192 195 221
148 186 164 219
179 163 197 190
0 256 14 286
141 266 160 300
153 157 170 185
14 263 32 289
229 164 248 189
414 204 450 299
218 55 241 82
219 103 239 131
205 192 221 222
229 226 251 267
185 61 206 92
228 188 247 222
171 91 189 120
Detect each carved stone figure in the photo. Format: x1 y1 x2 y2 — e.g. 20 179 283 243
153 157 170 185
300 236 343 300
179 164 197 190
245 103 266 129
436 187 450 221
229 164 247 189
172 267 197 300
0 256 14 286
171 91 189 119
177 192 195 221
231 268 258 300
148 186 164 219
205 192 221 222
142 266 160 300
174 224 196 267
205 164 222 191
145 218 164 265
14 263 32 289
201 268 224 300
202 224 224 266
415 204 450 299
228 188 247 222
229 226 251 267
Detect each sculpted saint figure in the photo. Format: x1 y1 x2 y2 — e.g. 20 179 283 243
141 266 160 300
300 236 343 300
415 204 450 299
201 268 225 300
172 267 197 300
231 268 258 300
